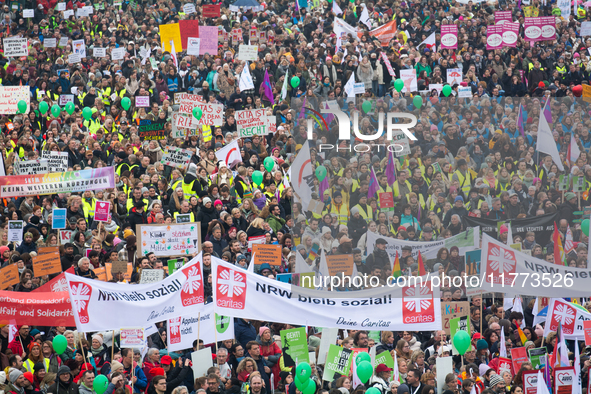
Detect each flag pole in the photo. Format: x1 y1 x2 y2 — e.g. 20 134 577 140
79 333 88 366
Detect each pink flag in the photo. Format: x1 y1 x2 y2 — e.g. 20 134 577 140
262 69 275 105
368 167 380 198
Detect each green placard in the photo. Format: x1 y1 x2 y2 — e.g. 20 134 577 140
558 174 569 191
373 351 394 378
528 347 547 369
322 344 353 382
215 314 231 334
280 327 308 367
450 315 471 353
368 331 381 342
167 258 184 274
573 176 584 192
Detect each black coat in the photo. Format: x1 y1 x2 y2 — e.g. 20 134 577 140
196 205 219 242
127 208 147 231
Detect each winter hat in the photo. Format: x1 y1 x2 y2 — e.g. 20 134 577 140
454 195 463 203
92 334 104 346
23 372 34 384
322 227 331 235
150 367 165 377
57 366 71 377
237 254 246 262
214 199 223 206
110 361 124 373
33 362 46 373
259 326 270 337
397 384 410 394
351 206 359 215
489 374 504 388
479 364 489 377
9 369 23 384
123 229 134 239
499 224 508 234
203 197 212 205
477 339 489 351
524 341 535 349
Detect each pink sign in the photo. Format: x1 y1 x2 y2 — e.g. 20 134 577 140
94 201 111 222
136 96 150 107
541 16 556 41
524 17 543 41
495 11 512 24
486 25 503 50
502 22 520 47
199 26 219 56
440 25 458 49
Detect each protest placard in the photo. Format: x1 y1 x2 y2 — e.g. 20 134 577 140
137 223 201 257
237 45 258 61
68 54 81 64
253 244 282 266
59 95 74 106
138 119 167 140
161 146 194 170
136 96 150 107
199 26 218 55
322 345 352 381
41 151 68 173
202 4 220 17
3 37 28 57
23 9 34 17
57 2 66 10
236 109 268 138
59 230 72 243
44 38 57 48
0 264 19 289
183 3 195 14
140 269 165 284
94 201 111 222
175 214 192 224
120 328 145 348
111 47 125 61
33 252 62 277
8 221 23 242
441 302 470 335
325 255 354 276
187 37 200 56
38 247 59 256
52 208 67 229
280 327 308 367
15 159 49 175
111 261 129 274
59 37 69 47
93 47 106 57
0 86 29 114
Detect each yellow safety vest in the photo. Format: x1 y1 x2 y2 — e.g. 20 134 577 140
354 204 373 224
454 170 473 194
236 181 252 204
101 87 112 105
82 198 96 219
24 358 49 373
174 211 196 222
202 125 212 142
328 203 349 225
393 180 411 198
126 198 149 212
182 180 196 200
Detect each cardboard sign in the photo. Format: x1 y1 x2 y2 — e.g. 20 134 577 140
137 223 201 257
0 264 19 289
202 4 220 17
120 327 145 348
52 208 67 229
93 47 106 57
161 146 194 170
0 86 29 115
554 366 575 394
33 252 62 277
187 37 200 56
111 260 129 274
523 370 540 394
511 347 529 373
325 254 354 276
15 159 49 175
441 301 470 335
94 201 111 222
135 96 150 107
253 244 282 266
140 269 165 284
41 151 68 172
44 38 57 48
59 95 74 105
236 109 268 138
584 320 591 346
322 344 353 381
183 3 195 14
38 246 59 255
138 119 167 140
3 37 28 57
8 220 23 242
23 9 34 17
237 44 258 61
59 230 72 243
379 192 394 208
280 327 308 367
68 53 81 64
111 47 125 61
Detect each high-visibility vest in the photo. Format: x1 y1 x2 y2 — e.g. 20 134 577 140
101 87 112 105
82 198 96 219
556 65 567 74
236 181 252 204
126 198 149 212
182 180 196 200
47 91 59 102
354 204 373 223
406 194 426 209
393 180 411 198
454 170 473 194
83 118 101 135
24 358 49 373
328 203 349 225
174 211 195 222
202 125 212 142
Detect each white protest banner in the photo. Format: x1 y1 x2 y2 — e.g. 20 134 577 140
41 151 68 172
392 131 411 157
136 96 150 107
171 112 198 138
479 234 591 297
167 303 234 351
3 38 28 57
458 86 472 98
140 269 165 284
72 39 86 58
120 328 145 348
93 47 106 57
215 140 241 167
65 254 205 331
263 115 276 134
57 2 66 10
161 146 194 170
187 37 200 56
68 54 81 64
178 94 205 113
44 38 57 48
447 68 463 85
59 230 72 244
15 159 49 175
8 221 23 243
111 47 125 61
191 348 213 378
367 228 479 268
543 298 591 340
23 9 34 17
0 86 29 115
59 37 69 47
183 3 196 14
582 22 591 37
236 109 268 138
59 95 74 106
353 83 366 94
237 44 258 61
63 9 74 18
400 69 418 93
192 102 223 126
136 223 201 257
211 257 442 330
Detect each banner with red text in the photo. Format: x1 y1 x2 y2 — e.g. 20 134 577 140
65 254 205 331
368 21 397 47
211 257 441 330
543 298 591 340
0 290 75 326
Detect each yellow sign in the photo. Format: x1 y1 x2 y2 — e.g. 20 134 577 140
159 23 182 54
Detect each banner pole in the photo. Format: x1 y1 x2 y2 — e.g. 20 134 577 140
80 333 88 365
131 347 135 392
111 330 115 361
480 297 483 336
197 312 201 352
214 315 218 354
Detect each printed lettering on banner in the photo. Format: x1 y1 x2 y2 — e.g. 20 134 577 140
554 366 575 394
522 370 539 394
120 328 145 348
187 37 200 56
440 25 458 49
253 244 282 266
161 146 194 170
3 37 28 57
0 86 29 115
353 83 365 94
41 151 68 172
400 69 418 93
93 48 107 57
59 37 69 47
502 22 520 47
59 95 74 105
202 4 221 17
59 230 72 244
33 252 62 277
0 290 75 325
167 303 234 351
52 209 67 230
8 221 23 242
458 86 472 97
44 38 57 48
237 44 258 61
15 159 49 175
136 223 201 257
236 109 268 137
136 96 150 107
94 201 111 222
111 47 125 61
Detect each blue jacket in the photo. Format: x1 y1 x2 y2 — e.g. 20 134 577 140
234 318 257 348
122 363 147 393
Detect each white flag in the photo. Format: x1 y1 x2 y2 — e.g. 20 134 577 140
512 297 526 328
499 327 507 358
332 0 343 15
574 340 581 394
247 253 255 272
537 100 565 171
290 140 313 212
170 40 178 68
568 133 581 165
295 250 313 274
506 224 513 245
281 69 289 100
239 61 255 91
215 140 242 168
344 73 356 98
359 5 371 28
536 370 551 394
419 32 436 52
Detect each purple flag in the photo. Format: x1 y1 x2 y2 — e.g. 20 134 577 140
319 176 329 202
543 99 552 125
263 69 275 105
517 104 524 137
368 167 380 198
386 149 396 185
298 97 307 119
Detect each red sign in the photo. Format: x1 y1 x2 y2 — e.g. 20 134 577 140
498 357 512 376
216 266 246 310
0 290 75 326
94 200 111 222
522 370 540 394
584 320 591 346
511 347 529 374
202 4 220 17
379 192 394 208
402 282 434 324
33 267 75 293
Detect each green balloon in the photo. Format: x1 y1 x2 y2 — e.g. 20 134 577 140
264 157 275 172
394 78 404 92
93 375 109 394
51 104 61 118
582 219 590 236
355 351 371 365
252 170 263 185
452 330 471 355
291 76 300 89
65 102 75 115
366 388 381 394
52 334 67 355
82 107 93 121
294 378 310 391
442 84 452 97
17 100 27 114
356 360 373 383
193 107 203 120
121 96 131 111
413 95 423 109
39 101 49 115
362 100 372 113
295 362 312 383
315 165 327 182
302 380 316 394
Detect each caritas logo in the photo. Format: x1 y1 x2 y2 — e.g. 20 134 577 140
216 266 246 309
486 244 516 285
549 300 576 334
169 317 182 344
69 282 92 324
180 263 204 306
402 282 434 323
